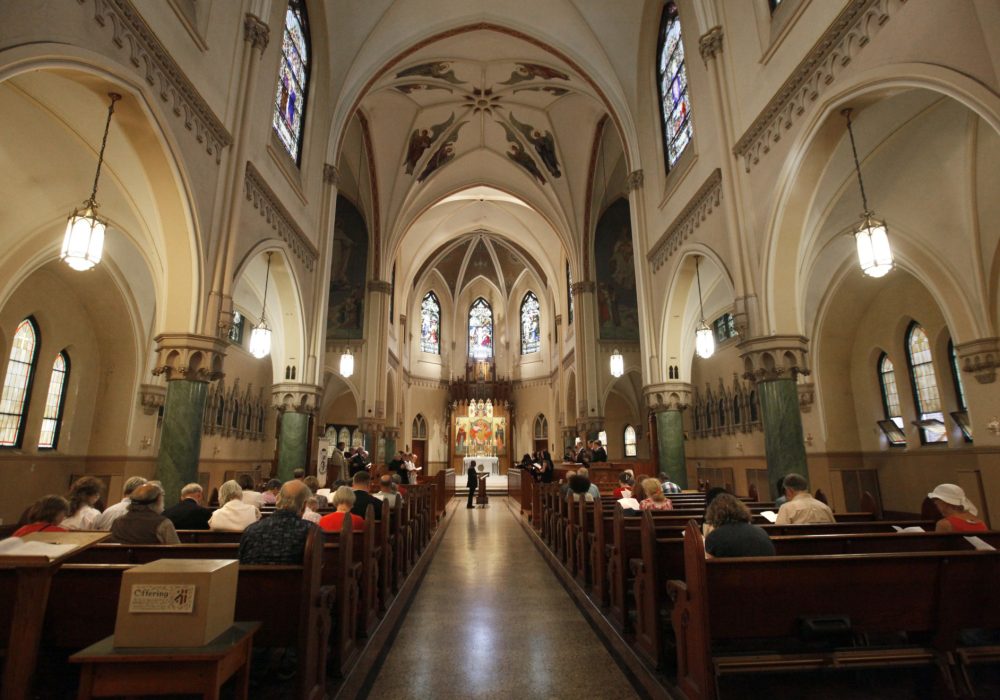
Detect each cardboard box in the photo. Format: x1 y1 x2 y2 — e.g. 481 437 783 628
113 559 238 648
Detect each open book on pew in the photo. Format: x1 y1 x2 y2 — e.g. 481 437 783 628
892 525 926 533
618 497 641 511
0 531 107 565
760 510 778 523
964 536 996 551
0 537 79 561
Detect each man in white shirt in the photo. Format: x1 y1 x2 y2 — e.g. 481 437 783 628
94 476 147 530
775 473 835 524
374 475 402 509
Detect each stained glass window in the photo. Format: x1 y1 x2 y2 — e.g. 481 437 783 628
0 318 39 447
906 323 946 444
272 0 310 163
468 298 493 359
877 353 906 446
948 340 966 411
229 311 245 345
657 2 693 171
520 292 541 355
38 352 69 449
712 313 737 344
420 292 440 354
624 425 637 457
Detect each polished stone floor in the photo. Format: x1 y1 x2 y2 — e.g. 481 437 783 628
367 498 640 699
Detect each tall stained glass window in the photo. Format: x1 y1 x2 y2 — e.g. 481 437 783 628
273 0 310 163
468 298 493 359
0 318 39 447
520 292 541 355
38 352 69 449
878 353 903 428
657 1 693 171
948 340 966 411
420 292 441 354
624 425 637 457
906 323 946 444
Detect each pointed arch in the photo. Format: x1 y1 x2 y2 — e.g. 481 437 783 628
905 322 945 444
38 350 70 449
412 413 428 440
623 424 637 457
520 291 541 355
0 318 40 448
273 0 311 163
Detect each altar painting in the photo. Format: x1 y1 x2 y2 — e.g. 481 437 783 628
454 400 506 456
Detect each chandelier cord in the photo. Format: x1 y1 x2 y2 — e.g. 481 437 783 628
87 93 121 207
260 252 272 324
695 256 706 323
843 108 870 215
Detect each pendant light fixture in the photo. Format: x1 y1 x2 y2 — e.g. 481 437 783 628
248 252 273 359
694 256 715 359
61 92 121 271
843 108 893 278
609 348 624 378
340 348 354 378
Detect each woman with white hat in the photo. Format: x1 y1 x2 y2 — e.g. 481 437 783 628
927 484 987 533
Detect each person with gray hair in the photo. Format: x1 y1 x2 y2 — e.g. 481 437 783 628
95 475 148 530
163 482 212 530
320 485 366 531
239 480 317 564
208 480 261 531
775 472 834 524
109 483 180 544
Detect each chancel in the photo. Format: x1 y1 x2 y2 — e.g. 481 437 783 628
1 1 999 698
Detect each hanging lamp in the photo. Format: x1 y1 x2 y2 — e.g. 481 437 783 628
340 348 354 378
694 256 715 359
843 108 893 278
609 348 624 378
62 92 121 271
249 252 273 359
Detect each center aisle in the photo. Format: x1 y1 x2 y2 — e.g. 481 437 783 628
366 497 640 699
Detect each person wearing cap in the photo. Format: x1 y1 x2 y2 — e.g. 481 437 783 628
928 484 986 533
109 483 180 544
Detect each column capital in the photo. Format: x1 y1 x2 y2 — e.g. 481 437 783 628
698 25 724 63
152 334 227 382
576 417 605 434
271 382 323 414
323 163 340 186
738 335 810 383
570 280 596 295
643 382 692 412
955 337 1000 384
625 169 644 192
358 417 386 435
243 13 270 51
382 426 400 440
139 383 167 415
367 279 392 295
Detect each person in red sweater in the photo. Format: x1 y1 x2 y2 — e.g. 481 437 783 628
928 484 987 532
319 486 365 532
612 471 634 500
13 495 69 537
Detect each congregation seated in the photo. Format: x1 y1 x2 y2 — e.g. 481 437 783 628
928 483 987 532
292 468 305 480
239 480 316 564
773 477 787 507
639 478 674 511
319 485 366 532
351 471 382 521
613 471 634 500
560 470 577 498
390 473 407 497
238 473 265 508
109 483 180 544
208 480 262 531
568 473 595 502
659 472 682 495
94 475 147 530
302 496 322 524
575 467 600 499
302 476 328 508
261 479 282 506
704 493 775 558
12 495 69 537
775 473 834 524
162 482 212 530
61 476 103 530
374 475 402 507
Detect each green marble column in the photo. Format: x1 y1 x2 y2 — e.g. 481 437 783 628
277 411 310 481
654 410 687 489
384 435 396 464
758 378 808 496
157 379 209 507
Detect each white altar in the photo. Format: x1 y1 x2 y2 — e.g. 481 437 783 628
463 456 499 475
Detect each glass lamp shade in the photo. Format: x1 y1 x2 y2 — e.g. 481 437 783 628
609 349 624 378
855 215 893 278
61 206 106 271
248 322 272 359
340 350 354 378
695 323 715 359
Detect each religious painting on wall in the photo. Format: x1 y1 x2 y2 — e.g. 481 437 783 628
594 198 639 340
327 196 368 341
454 399 506 456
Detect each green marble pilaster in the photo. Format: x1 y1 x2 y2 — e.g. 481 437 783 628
277 411 310 481
654 410 687 489
384 435 396 464
758 378 808 496
156 380 209 507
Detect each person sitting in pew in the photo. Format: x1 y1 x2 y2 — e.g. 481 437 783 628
163 483 212 530
613 471 634 499
110 483 180 544
575 467 601 500
390 472 407 497
12 495 69 537
319 486 366 532
704 493 775 558
239 480 317 565
928 484 987 533
701 487 730 537
260 479 282 506
61 476 104 530
302 476 328 508
302 497 322 524
568 472 595 502
775 473 834 524
208 480 262 532
238 474 265 508
374 475 401 508
659 472 682 495
94 475 146 530
560 470 577 499
351 471 383 521
292 468 305 481
639 478 674 511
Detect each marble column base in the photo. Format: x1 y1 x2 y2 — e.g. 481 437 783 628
758 378 808 497
277 411 310 481
156 380 208 507
654 410 687 489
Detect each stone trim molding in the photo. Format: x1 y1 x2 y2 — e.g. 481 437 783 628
955 337 999 384
648 168 722 272
733 0 907 172
367 280 392 294
576 417 605 433
739 335 810 383
797 381 816 412
698 26 723 63
138 383 166 414
625 169 644 192
644 382 692 412
271 382 322 414
243 13 269 51
323 163 340 186
83 0 233 162
570 280 596 295
244 162 319 270
152 333 227 382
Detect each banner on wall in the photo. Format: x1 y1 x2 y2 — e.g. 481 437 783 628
317 427 336 484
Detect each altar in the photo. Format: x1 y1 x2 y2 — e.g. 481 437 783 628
463 456 499 475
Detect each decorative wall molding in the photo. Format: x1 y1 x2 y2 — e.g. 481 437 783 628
625 169 644 192
643 382 692 412
956 337 999 384
733 0 907 172
270 382 323 414
138 383 166 414
242 13 269 51
570 280 596 295
367 280 392 294
152 333 227 382
323 163 340 186
83 0 232 162
698 26 724 63
797 381 816 412
647 168 722 272
244 162 319 271
739 335 811 383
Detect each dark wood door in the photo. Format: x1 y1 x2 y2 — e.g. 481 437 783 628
412 440 427 482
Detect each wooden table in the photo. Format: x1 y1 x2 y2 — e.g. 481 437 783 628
70 621 261 699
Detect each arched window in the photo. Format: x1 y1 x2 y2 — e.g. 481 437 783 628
533 414 548 440
38 351 70 449
272 0 310 164
905 323 946 444
520 292 541 355
351 428 364 449
877 352 906 447
338 427 351 447
420 292 441 354
566 262 574 325
624 425 637 457
468 298 493 359
0 318 40 447
412 414 428 440
948 340 972 442
656 1 693 171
